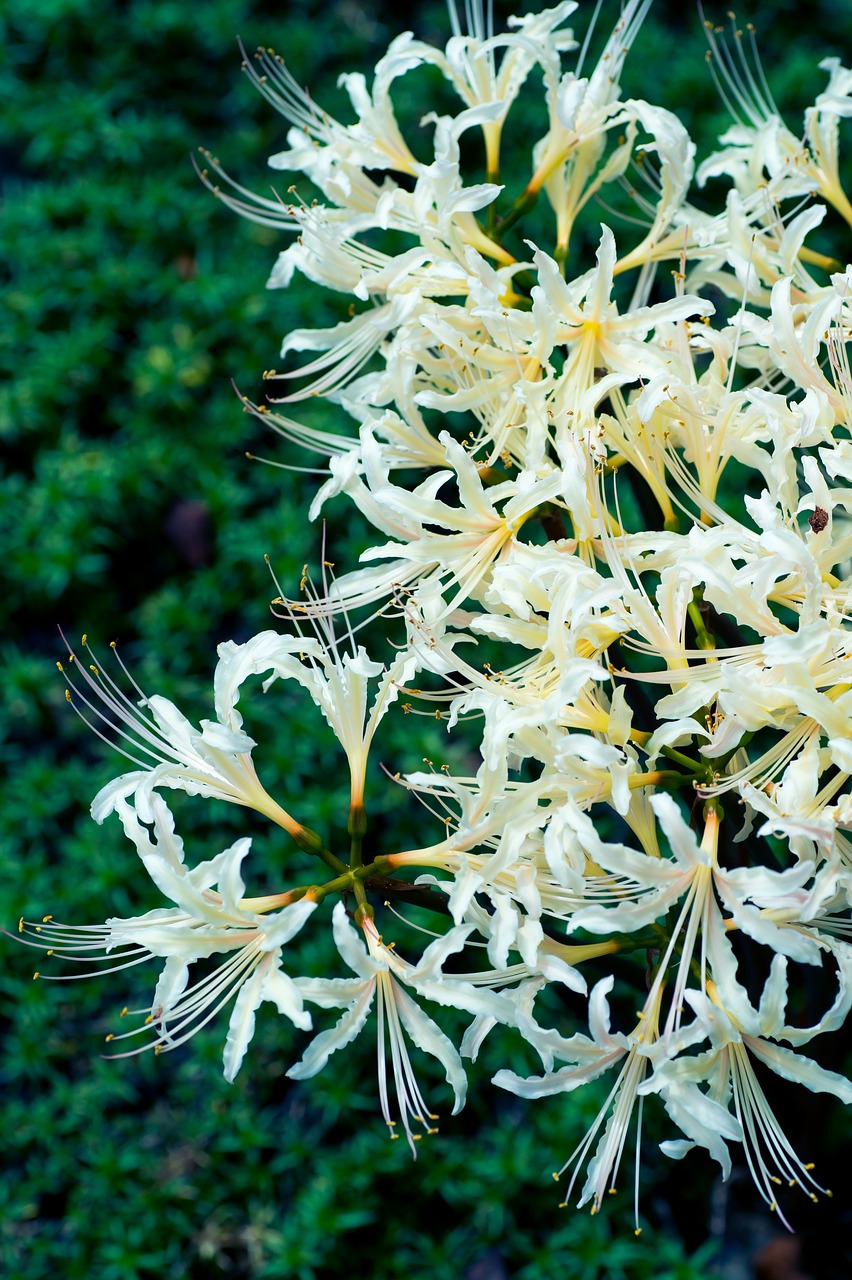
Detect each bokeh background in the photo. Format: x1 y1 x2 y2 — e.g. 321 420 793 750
3 1 852 1276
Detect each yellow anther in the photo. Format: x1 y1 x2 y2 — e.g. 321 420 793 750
65 690 72 701
18 918 23 933
804 1163 815 1170
120 1007 128 1018
608 1188 617 1195
154 1044 163 1055
46 950 54 957
42 915 53 923
56 661 63 671
33 972 39 980
634 1229 642 1237
552 1172 560 1181
81 634 87 646
35 926 41 932
105 1034 114 1042
89 665 98 675
427 1128 439 1135
110 641 116 649
144 1015 153 1025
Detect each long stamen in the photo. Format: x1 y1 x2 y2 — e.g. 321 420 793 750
728 1042 828 1229
105 944 265 1058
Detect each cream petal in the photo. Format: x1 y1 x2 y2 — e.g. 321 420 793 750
286 983 376 1080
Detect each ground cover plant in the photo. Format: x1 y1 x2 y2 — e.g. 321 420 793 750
3 2 852 1277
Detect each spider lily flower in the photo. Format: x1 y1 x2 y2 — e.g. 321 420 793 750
699 21 852 232
18 794 317 1082
64 632 325 854
524 0 655 260
288 903 511 1154
565 793 830 1011
401 0 579 179
248 37 422 201
268 294 424 405
266 638 416 814
740 736 839 864
301 432 566 621
494 977 662 1233
642 962 852 1229
259 575 418 815
527 231 714 428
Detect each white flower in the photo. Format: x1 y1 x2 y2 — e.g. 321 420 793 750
19 793 317 1082
287 902 508 1153
495 977 661 1232
402 0 578 178
306 431 565 618
643 963 852 1228
258 610 416 812
66 633 318 850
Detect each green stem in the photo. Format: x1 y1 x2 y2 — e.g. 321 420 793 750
313 843 349 876
688 591 716 651
659 745 699 772
348 802 370 919
497 185 540 238
659 745 713 783
486 167 500 234
274 853 439 911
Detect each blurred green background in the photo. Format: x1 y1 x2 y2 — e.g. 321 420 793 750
3 1 852 1276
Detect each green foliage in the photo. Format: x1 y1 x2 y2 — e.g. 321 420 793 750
3 0 852 1275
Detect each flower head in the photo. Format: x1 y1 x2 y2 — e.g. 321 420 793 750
19 793 317 1081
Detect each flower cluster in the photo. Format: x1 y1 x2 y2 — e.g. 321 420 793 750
19 0 852 1231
